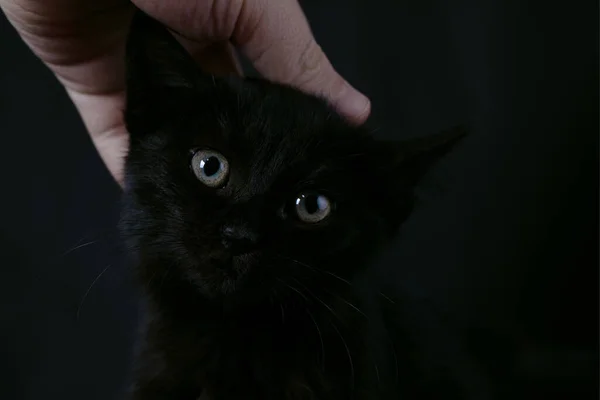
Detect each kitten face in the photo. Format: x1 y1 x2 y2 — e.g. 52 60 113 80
121 12 464 299
123 79 395 297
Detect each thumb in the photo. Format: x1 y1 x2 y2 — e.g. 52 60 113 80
233 0 371 124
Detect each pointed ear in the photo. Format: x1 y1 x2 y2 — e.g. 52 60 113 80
384 126 468 186
124 9 201 134
126 9 199 90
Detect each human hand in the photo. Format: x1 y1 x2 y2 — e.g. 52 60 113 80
1 0 371 184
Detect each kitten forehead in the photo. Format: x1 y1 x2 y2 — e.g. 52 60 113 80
229 130 326 200
207 90 359 199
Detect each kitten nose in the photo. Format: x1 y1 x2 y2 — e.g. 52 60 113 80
220 224 259 255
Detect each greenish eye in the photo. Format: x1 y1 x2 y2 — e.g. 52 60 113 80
191 149 229 188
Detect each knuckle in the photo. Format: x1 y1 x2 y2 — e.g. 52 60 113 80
289 39 348 104
291 38 327 87
324 73 349 102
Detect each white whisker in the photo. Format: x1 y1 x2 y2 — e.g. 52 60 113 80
62 240 99 257
280 303 285 324
331 321 355 391
379 292 395 304
276 277 308 302
146 269 159 287
336 295 369 321
320 269 352 286
306 308 325 370
76 264 111 319
276 253 353 287
292 278 341 322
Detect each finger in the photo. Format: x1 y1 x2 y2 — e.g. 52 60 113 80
232 0 371 124
67 89 129 185
132 0 370 124
190 42 243 76
89 124 129 186
175 36 243 77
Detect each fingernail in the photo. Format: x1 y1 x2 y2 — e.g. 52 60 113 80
336 85 371 124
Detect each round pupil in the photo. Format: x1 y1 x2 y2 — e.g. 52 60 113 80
202 156 220 176
303 195 320 214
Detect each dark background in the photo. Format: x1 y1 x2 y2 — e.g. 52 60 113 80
0 0 597 399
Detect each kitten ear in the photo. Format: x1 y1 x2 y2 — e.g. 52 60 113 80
124 9 201 133
126 9 199 91
385 126 468 186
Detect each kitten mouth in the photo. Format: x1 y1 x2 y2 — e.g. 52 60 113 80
202 251 262 296
210 251 261 274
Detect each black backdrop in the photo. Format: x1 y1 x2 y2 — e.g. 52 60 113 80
0 1 597 399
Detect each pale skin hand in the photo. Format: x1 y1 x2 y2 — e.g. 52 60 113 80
0 0 371 184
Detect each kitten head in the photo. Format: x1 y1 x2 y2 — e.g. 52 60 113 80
121 11 464 300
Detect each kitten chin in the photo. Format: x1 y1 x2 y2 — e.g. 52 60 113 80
120 8 488 400
195 253 260 298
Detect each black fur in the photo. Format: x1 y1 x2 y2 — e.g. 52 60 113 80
120 10 486 400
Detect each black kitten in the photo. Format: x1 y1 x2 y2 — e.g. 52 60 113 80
121 10 487 400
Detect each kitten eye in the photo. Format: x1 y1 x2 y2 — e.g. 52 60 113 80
294 192 332 223
191 149 229 188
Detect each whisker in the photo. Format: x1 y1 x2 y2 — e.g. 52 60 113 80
291 278 341 322
276 277 308 302
76 264 111 319
341 299 368 319
379 292 395 304
332 293 369 321
62 240 99 257
286 284 309 302
335 152 367 160
306 308 325 370
331 320 355 391
319 269 352 286
275 254 353 287
274 254 317 273
280 303 286 324
146 269 160 287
